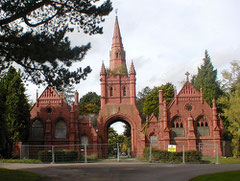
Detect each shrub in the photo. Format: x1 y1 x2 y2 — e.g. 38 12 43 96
185 150 202 163
85 153 98 161
143 147 202 163
38 150 52 162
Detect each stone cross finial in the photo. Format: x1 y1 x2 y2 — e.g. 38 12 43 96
115 9 118 16
185 72 190 82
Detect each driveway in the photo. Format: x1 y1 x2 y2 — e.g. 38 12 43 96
1 162 240 181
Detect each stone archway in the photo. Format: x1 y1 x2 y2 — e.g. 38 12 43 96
97 112 145 157
103 115 135 155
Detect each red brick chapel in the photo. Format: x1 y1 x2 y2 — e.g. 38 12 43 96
28 15 224 157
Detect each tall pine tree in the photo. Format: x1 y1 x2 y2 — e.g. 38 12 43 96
0 67 30 157
192 50 223 105
0 88 7 153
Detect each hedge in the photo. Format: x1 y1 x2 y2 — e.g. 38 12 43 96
38 150 78 162
144 147 202 163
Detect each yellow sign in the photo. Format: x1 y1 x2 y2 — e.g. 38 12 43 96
168 145 176 152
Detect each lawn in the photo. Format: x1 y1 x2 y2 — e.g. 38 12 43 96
190 170 240 181
202 157 240 164
0 159 41 164
0 168 41 181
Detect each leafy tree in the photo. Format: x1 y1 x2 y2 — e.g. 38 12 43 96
191 50 223 105
0 88 7 153
123 124 131 138
136 86 152 121
143 83 174 116
0 0 113 91
108 126 131 156
0 67 30 157
79 92 100 114
219 61 240 156
221 61 240 93
219 90 240 157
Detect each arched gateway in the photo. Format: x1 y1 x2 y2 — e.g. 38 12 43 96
97 16 145 157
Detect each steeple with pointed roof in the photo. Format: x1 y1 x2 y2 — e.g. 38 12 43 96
109 16 127 74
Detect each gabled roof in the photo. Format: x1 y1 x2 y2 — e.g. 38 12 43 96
178 81 200 97
168 80 201 109
38 86 61 100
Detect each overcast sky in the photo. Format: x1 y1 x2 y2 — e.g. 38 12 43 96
26 0 240 133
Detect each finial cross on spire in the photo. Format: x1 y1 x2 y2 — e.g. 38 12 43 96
185 72 190 82
115 9 118 16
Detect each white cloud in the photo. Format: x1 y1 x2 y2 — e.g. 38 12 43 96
26 0 240 102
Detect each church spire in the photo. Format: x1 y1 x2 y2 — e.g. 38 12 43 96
109 15 127 74
112 15 123 49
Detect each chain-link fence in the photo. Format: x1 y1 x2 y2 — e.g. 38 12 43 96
20 141 231 163
20 143 132 163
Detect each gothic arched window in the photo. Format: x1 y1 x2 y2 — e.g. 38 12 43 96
196 116 209 136
171 116 184 137
31 119 44 139
55 119 67 138
123 87 126 97
110 87 113 97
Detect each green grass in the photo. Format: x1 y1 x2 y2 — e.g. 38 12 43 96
0 159 41 164
202 157 240 164
0 168 41 181
190 170 240 181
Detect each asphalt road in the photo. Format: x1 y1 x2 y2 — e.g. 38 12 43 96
1 162 240 181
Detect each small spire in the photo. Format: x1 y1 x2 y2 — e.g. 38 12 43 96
129 60 136 75
100 62 106 75
185 72 190 82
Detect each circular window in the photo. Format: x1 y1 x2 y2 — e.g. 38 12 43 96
185 104 192 111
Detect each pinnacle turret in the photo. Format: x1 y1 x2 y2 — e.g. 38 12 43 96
129 61 136 75
100 62 106 75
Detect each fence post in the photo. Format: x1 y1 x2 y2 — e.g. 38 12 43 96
222 141 225 157
216 145 219 164
117 143 120 162
51 146 55 164
182 145 185 164
149 142 152 162
84 144 87 163
20 145 23 160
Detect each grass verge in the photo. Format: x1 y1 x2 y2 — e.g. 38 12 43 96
190 170 240 181
202 157 240 164
0 159 41 164
0 168 41 181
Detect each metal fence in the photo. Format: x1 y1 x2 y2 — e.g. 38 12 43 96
20 143 131 163
147 143 220 164
20 141 231 163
